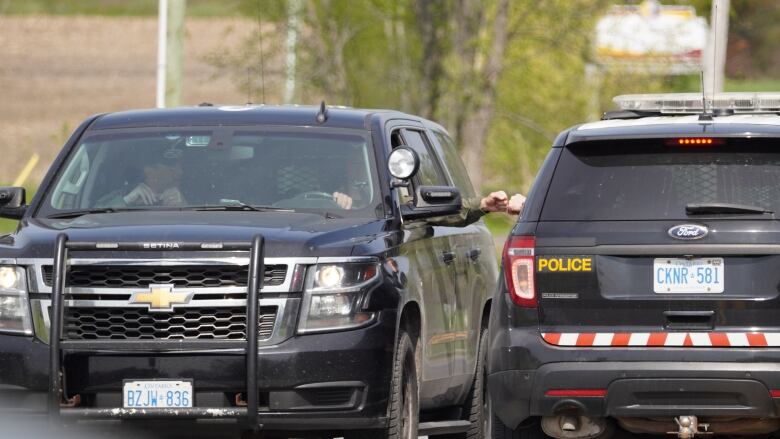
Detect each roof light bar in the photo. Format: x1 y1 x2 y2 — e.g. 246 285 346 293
614 92 780 114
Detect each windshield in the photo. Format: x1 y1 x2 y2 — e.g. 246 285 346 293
541 139 780 221
39 127 383 218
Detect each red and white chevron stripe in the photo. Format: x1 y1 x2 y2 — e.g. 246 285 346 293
542 332 780 347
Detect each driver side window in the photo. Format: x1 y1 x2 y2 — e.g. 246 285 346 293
391 128 447 205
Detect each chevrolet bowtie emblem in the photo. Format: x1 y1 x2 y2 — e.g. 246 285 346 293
130 284 192 312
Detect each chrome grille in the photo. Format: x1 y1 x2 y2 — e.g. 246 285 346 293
63 306 277 340
42 265 287 288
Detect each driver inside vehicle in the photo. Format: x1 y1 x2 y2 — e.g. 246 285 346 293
331 151 372 210
97 149 187 208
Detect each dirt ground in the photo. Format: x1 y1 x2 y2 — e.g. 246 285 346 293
0 14 263 185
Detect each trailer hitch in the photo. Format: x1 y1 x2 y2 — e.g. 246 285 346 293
668 416 713 439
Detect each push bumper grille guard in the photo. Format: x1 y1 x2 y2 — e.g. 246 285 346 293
48 233 267 430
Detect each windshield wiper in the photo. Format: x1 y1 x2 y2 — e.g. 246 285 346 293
188 202 294 212
686 202 773 215
46 207 144 219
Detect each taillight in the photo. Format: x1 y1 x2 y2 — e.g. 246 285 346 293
502 235 536 308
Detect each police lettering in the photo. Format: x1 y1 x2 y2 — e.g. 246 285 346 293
537 257 592 272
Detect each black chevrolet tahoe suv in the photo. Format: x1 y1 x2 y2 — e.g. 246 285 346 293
0 104 497 438
489 93 780 439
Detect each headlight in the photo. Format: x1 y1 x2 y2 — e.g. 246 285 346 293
0 266 32 335
298 262 380 334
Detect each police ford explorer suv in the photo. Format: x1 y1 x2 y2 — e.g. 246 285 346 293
0 104 497 438
489 93 780 439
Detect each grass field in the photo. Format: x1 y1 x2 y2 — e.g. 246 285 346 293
0 0 244 17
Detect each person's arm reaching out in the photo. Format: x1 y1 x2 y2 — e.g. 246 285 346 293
426 190 525 227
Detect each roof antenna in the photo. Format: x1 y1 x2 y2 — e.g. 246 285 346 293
699 71 713 121
316 101 328 124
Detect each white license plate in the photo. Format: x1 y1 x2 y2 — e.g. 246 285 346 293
653 258 724 293
123 380 193 408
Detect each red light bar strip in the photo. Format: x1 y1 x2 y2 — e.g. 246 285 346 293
546 389 607 397
771 390 780 398
542 332 780 347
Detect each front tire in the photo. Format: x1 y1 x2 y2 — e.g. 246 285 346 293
440 328 490 439
347 330 418 439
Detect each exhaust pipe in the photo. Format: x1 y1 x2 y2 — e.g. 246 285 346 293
560 414 579 431
541 414 611 439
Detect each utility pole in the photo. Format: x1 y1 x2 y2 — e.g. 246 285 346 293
156 0 186 108
155 0 167 108
166 0 186 107
283 0 302 104
703 0 729 95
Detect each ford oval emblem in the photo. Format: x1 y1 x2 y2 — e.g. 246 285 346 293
668 224 708 240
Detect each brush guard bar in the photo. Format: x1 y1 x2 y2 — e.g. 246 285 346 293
47 234 266 430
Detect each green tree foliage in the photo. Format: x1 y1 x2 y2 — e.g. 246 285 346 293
208 0 698 194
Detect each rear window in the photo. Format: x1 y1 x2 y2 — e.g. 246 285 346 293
541 139 780 220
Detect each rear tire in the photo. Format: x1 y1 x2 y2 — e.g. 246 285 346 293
346 330 418 439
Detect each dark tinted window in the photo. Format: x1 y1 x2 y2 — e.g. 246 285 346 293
433 131 476 198
401 129 447 186
542 140 780 220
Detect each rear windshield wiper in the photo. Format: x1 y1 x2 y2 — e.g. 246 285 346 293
46 207 143 219
686 202 773 215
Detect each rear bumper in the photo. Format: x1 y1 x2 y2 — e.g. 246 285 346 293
0 310 396 431
488 326 780 429
489 362 780 428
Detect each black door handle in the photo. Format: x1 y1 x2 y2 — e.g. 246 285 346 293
441 251 456 264
468 248 481 261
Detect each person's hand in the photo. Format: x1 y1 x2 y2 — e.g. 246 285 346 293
507 193 526 215
479 191 509 212
122 183 157 205
159 187 186 206
333 192 354 209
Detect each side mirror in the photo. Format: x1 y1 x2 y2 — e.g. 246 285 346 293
388 147 419 182
0 187 25 209
402 185 462 220
0 187 26 220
